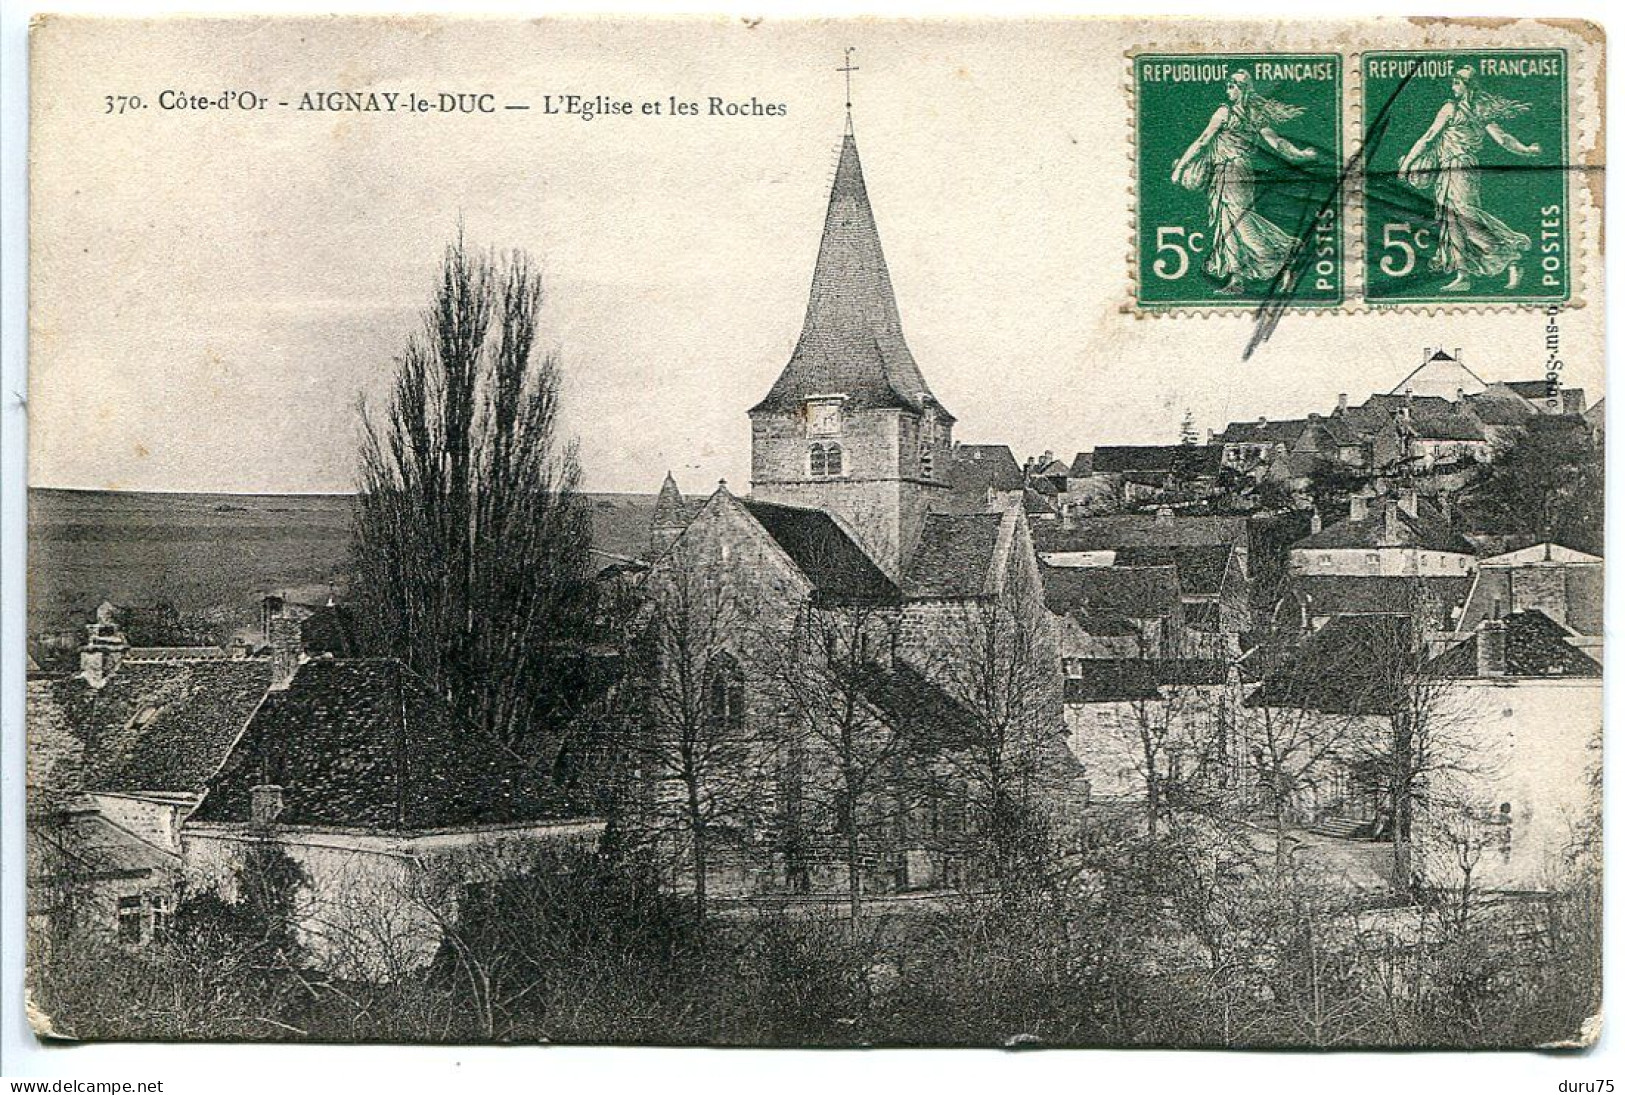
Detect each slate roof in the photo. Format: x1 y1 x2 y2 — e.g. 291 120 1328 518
904 512 1004 598
1245 614 1415 715
741 498 900 603
1068 451 1094 478
652 472 687 528
27 657 273 796
1291 575 1471 630
1504 381 1586 414
300 603 361 657
948 444 1024 493
1293 500 1474 554
750 132 949 420
192 659 568 831
1114 544 1232 597
1041 564 1180 619
1429 611 1602 679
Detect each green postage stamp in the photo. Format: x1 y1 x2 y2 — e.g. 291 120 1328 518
1362 50 1569 305
1135 53 1343 309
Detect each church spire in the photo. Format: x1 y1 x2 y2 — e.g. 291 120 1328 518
748 110 948 420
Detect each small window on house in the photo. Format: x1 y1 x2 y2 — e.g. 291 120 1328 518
1366 553 1379 567
117 896 144 944
1320 554 1332 566
825 443 843 477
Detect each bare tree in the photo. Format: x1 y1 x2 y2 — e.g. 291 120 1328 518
917 587 1066 891
628 542 769 921
351 232 596 783
761 599 910 931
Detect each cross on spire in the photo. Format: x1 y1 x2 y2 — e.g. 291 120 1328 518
838 47 858 127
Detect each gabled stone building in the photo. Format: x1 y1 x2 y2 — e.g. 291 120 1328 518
638 119 1081 900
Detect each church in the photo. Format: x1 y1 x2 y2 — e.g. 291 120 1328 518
634 114 1084 901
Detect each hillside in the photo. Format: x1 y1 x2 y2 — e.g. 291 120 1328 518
27 488 669 640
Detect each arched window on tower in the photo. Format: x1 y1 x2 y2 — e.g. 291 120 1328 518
810 443 827 478
921 409 937 480
706 653 745 733
825 442 843 477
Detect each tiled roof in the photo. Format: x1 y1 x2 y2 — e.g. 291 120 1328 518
26 680 83 794
1041 563 1180 618
1068 451 1094 478
193 659 573 831
1293 500 1474 554
948 445 1024 493
848 660 978 742
741 499 900 603
1115 544 1232 597
750 132 948 419
300 603 360 657
1063 658 1227 703
1245 614 1415 715
124 647 231 662
1291 575 1471 630
1464 392 1536 427
1215 419 1308 445
1406 411 1486 442
29 658 273 796
904 512 1004 598
1091 445 1223 477
1430 611 1602 679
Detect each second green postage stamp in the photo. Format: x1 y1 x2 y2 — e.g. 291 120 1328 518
1362 50 1568 304
1135 53 1343 309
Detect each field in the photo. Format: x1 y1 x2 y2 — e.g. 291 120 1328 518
27 488 667 641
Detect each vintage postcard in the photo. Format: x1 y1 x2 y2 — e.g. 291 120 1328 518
25 16 1604 1049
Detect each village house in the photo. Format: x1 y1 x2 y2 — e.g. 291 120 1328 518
25 606 274 946
1454 542 1603 658
182 616 605 978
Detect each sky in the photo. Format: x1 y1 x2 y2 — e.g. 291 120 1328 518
29 16 1604 495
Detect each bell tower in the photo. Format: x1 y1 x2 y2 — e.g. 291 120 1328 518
747 80 953 578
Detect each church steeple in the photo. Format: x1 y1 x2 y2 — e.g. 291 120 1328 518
748 126 948 420
746 101 956 579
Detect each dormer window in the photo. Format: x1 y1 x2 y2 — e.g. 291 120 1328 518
806 398 843 437
811 442 844 478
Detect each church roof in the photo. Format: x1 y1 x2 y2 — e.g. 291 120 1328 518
904 512 1005 598
749 130 949 420
741 498 900 603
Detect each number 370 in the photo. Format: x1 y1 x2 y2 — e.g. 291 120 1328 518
1152 226 1206 281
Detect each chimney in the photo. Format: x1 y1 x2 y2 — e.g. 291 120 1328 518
1382 500 1401 544
268 614 304 691
1258 414 1268 425
1349 494 1369 522
1309 506 1322 534
250 784 284 828
78 607 128 689
1336 393 1349 415
1398 488 1419 518
1455 386 1466 404
1476 617 1508 677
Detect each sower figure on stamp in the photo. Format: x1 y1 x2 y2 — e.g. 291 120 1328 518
1399 67 1541 293
1171 71 1318 295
